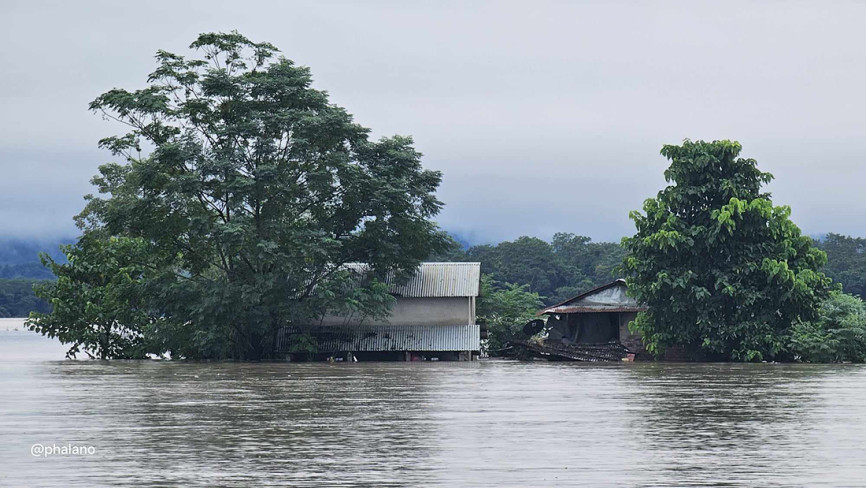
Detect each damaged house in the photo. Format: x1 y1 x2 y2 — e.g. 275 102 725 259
518 279 648 361
279 262 482 361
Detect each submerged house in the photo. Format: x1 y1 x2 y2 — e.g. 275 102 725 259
537 279 648 359
279 262 482 361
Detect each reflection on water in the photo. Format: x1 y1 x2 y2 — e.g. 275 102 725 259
623 364 865 487
1 322 865 487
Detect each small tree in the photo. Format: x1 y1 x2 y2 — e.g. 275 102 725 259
622 140 833 361
790 292 866 363
28 235 161 359
477 275 544 352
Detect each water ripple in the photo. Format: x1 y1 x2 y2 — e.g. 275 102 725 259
1 327 865 487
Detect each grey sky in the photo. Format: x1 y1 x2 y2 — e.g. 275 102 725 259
2 0 864 243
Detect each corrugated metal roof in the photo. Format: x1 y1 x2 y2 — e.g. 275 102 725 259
542 306 647 314
344 262 481 297
277 324 480 352
539 279 645 315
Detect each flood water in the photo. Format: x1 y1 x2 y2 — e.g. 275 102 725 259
2 319 866 487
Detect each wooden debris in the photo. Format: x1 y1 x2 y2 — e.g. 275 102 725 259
505 340 631 362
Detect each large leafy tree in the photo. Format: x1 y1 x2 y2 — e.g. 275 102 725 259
622 140 833 361
30 31 447 360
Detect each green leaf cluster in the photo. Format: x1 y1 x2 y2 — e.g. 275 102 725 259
621 140 834 361
790 292 866 363
28 235 160 359
476 275 544 352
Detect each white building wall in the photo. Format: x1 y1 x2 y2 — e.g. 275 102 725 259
318 297 473 327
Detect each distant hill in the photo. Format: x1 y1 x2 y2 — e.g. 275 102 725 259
0 237 74 280
447 232 473 250
0 262 55 280
0 237 73 317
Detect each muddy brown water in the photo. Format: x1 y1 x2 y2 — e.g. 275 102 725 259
1 320 865 487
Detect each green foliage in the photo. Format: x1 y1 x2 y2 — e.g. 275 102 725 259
551 233 626 302
471 237 560 300
790 292 866 363
31 31 447 360
443 233 625 305
476 275 544 352
27 235 162 359
0 280 51 317
621 140 834 361
816 234 866 299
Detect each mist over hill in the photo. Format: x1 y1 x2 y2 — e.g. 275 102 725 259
0 237 73 280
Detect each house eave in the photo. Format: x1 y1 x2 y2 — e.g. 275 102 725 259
538 306 648 316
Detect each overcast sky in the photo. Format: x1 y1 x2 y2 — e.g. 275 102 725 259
2 0 864 244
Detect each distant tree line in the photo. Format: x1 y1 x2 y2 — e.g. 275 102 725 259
0 238 70 267
0 262 57 280
815 234 866 299
0 280 51 318
3 232 865 321
431 232 866 302
433 233 626 305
